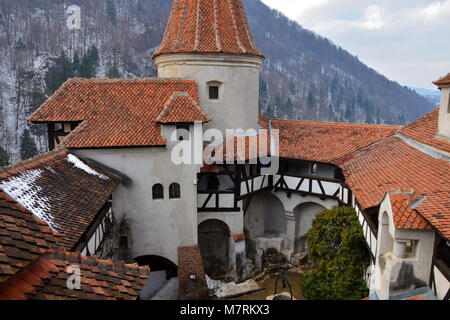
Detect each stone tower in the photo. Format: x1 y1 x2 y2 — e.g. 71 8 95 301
152 0 265 134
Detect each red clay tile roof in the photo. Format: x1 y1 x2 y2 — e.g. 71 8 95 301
156 92 211 124
269 118 399 164
399 108 450 154
0 149 119 250
28 78 208 149
433 73 450 86
152 0 264 59
388 192 431 230
342 135 450 239
0 190 58 284
0 250 149 300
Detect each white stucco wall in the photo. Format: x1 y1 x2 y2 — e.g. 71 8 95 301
375 194 436 299
437 86 450 139
74 125 202 265
154 53 263 134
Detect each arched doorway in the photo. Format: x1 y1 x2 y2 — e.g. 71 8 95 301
134 255 178 280
293 202 326 253
245 192 286 238
198 219 230 277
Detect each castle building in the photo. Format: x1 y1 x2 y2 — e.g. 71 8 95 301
0 0 448 300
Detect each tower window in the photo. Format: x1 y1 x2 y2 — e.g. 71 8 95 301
169 183 181 199
176 124 190 141
209 86 219 100
152 184 164 200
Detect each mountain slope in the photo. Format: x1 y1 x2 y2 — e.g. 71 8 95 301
0 0 433 163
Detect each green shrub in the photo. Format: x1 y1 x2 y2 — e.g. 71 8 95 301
301 206 369 300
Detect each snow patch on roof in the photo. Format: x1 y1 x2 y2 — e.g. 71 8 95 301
66 154 109 180
0 169 59 232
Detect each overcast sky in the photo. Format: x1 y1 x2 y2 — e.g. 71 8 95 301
260 0 450 90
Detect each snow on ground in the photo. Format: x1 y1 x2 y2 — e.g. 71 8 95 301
0 168 59 232
66 154 109 180
205 275 262 299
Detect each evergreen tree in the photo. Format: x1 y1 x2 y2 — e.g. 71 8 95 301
106 0 117 26
301 206 369 300
106 61 120 78
307 90 315 111
0 146 9 167
106 48 121 78
45 50 73 94
72 51 80 76
79 45 100 78
27 86 47 138
19 129 38 160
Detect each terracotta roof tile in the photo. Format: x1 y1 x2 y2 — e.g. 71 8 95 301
28 78 208 149
433 73 450 86
342 135 450 238
152 0 264 59
0 250 149 300
0 149 119 249
399 108 450 153
156 92 211 124
388 192 431 230
269 118 399 164
0 190 58 284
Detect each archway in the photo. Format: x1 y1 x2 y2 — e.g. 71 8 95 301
134 255 178 280
293 202 326 253
378 212 394 267
245 192 286 239
198 219 231 277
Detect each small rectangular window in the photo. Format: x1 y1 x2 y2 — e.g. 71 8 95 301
310 163 318 174
209 86 219 100
405 240 418 258
54 122 63 132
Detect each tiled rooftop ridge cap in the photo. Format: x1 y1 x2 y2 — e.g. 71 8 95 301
270 117 403 129
27 77 198 123
46 249 150 275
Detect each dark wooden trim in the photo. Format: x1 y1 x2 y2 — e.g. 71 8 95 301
318 180 326 195
444 288 450 301
435 259 450 282
430 234 439 287
73 200 111 252
198 190 234 194
201 193 214 209
197 207 241 213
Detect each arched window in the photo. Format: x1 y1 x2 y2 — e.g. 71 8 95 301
169 183 181 199
152 184 164 200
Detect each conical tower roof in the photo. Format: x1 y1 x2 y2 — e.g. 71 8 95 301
152 0 264 59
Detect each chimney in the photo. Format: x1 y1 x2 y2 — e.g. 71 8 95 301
433 73 450 139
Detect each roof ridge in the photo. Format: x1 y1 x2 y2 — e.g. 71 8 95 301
0 147 68 177
270 117 403 129
46 249 150 274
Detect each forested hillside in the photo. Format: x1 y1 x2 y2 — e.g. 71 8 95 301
0 0 433 163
